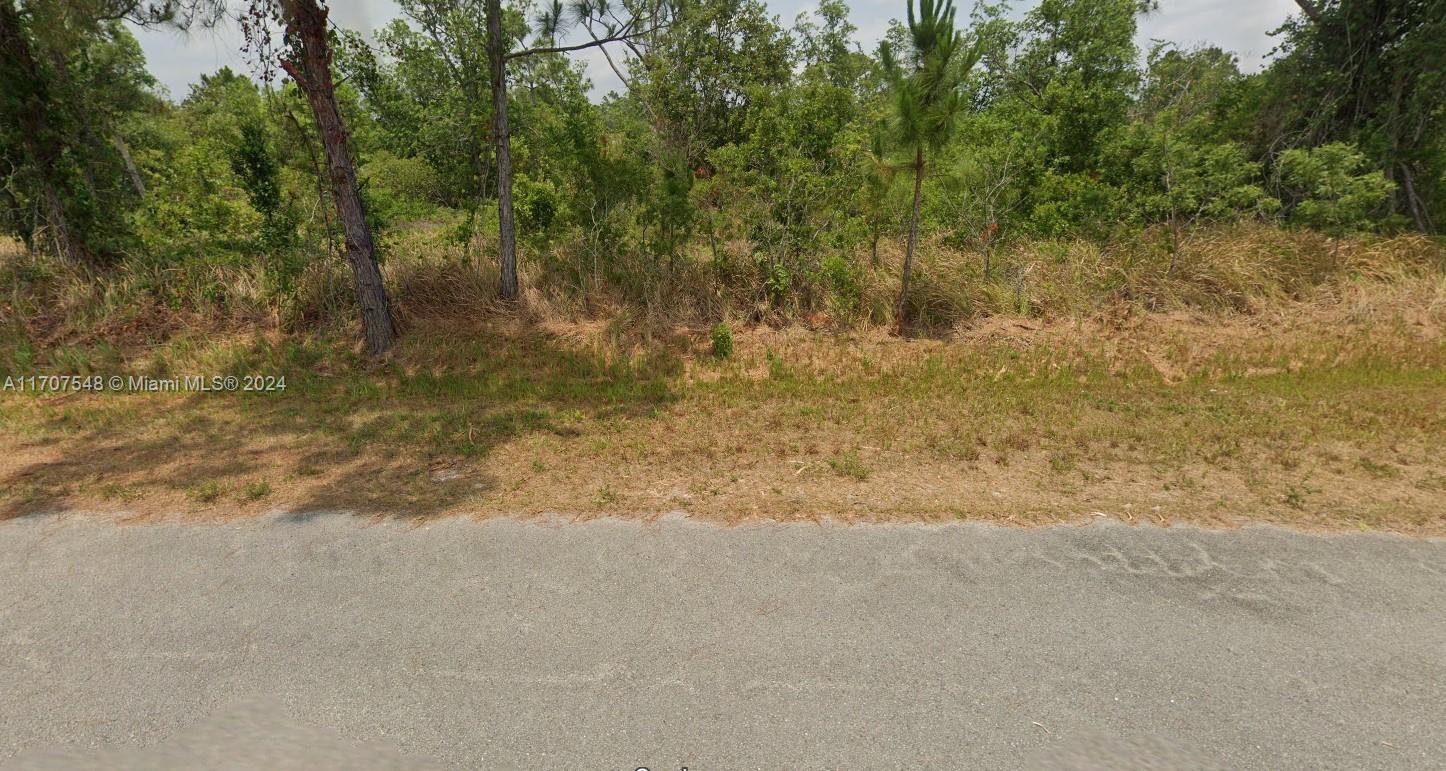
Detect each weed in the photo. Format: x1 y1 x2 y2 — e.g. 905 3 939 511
1283 482 1319 509
710 323 734 359
765 349 789 380
828 450 870 481
1273 449 1302 470
927 432 981 462
100 482 138 502
190 481 224 504
242 480 272 501
1003 432 1032 452
1284 486 1305 508
596 485 619 505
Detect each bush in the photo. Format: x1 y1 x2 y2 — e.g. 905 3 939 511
513 174 560 236
359 152 446 227
1278 143 1397 235
710 323 734 358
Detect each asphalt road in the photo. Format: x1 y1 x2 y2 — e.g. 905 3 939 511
2 513 1444 770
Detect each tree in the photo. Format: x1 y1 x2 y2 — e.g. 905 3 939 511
338 3 493 212
1117 44 1276 268
1265 0 1445 233
880 0 979 329
1278 142 1395 235
0 1 169 265
486 0 668 300
634 0 791 166
255 0 399 354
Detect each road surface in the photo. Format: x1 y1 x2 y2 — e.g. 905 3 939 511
2 513 1444 769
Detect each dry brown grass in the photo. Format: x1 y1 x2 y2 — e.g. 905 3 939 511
2 227 1443 533
2 284 1443 533
6 223 1442 347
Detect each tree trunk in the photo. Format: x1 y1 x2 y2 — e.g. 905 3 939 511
895 145 925 332
0 0 96 267
112 135 145 198
279 0 397 356
487 0 519 300
1399 163 1434 234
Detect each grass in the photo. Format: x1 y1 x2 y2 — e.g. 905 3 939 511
1 228 1443 533
189 481 224 504
828 450 871 481
242 479 272 501
2 310 1441 532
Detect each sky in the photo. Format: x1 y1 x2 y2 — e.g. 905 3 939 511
129 0 1302 102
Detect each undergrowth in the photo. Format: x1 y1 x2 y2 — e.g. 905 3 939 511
3 223 1442 378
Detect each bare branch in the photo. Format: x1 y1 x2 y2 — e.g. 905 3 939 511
507 20 663 60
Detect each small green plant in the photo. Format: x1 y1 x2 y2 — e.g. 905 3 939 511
1278 142 1396 235
242 479 272 501
1284 484 1307 509
710 323 734 359
9 338 36 370
100 482 138 502
828 450 870 481
530 459 547 473
190 480 224 503
765 348 789 380
596 484 620 505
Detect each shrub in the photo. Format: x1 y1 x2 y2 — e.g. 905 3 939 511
359 152 446 227
1278 143 1397 235
710 322 734 358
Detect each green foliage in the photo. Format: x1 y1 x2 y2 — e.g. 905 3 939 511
710 323 734 358
1278 143 1397 235
634 0 794 165
0 8 157 260
818 253 861 307
879 0 979 156
1011 0 1149 174
513 173 560 237
2 0 1433 335
228 120 297 253
229 122 281 221
1263 0 1444 230
360 150 445 226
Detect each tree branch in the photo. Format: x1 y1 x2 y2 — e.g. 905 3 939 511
1294 0 1322 23
507 22 661 60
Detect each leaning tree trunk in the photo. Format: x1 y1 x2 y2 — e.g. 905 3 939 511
279 0 398 355
113 135 146 198
486 0 520 300
0 0 96 267
895 145 925 331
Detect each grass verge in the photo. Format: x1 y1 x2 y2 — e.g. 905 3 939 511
2 299 1442 533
